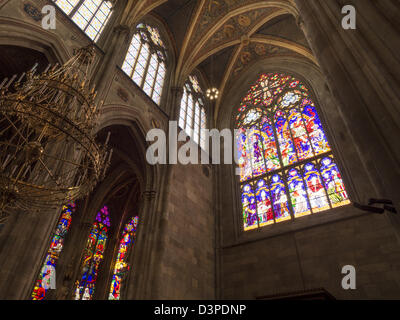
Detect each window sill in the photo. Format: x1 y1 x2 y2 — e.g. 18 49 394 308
224 204 372 249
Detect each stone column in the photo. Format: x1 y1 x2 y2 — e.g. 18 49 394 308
92 23 131 102
125 189 157 299
169 86 184 122
294 0 400 236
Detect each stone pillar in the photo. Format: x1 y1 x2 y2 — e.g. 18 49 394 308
294 0 400 236
169 86 184 122
93 24 131 103
125 189 157 299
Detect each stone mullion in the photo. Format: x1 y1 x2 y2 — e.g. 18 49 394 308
69 0 85 18
130 40 143 78
150 60 160 100
83 1 105 34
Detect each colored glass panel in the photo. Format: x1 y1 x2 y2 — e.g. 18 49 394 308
236 73 350 231
74 206 110 300
260 116 280 172
304 163 330 213
32 203 76 300
109 216 139 300
287 168 311 218
255 179 274 227
320 157 350 208
275 110 297 166
241 184 258 231
236 128 252 182
288 109 313 161
249 125 266 178
270 174 291 222
302 103 331 155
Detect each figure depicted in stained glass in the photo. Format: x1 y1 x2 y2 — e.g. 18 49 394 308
260 117 280 172
236 128 252 181
255 179 274 226
236 73 350 231
109 216 139 300
275 111 297 166
320 157 350 208
32 203 76 300
242 184 258 230
270 174 291 222
304 163 330 213
288 109 313 161
287 168 311 217
249 126 266 177
74 206 110 300
302 104 331 155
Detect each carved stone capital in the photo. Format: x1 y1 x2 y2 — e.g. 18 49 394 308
142 190 157 201
113 24 130 36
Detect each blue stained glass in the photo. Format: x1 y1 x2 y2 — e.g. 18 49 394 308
241 184 258 231
302 104 331 155
260 117 280 172
275 111 297 166
288 109 313 161
32 203 76 300
287 168 311 217
237 128 252 182
270 174 291 222
304 163 330 213
249 125 266 178
320 157 350 208
236 73 350 231
255 179 274 226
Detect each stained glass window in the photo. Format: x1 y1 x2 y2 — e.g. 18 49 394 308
32 203 76 300
236 73 350 231
178 75 207 150
109 216 139 300
121 23 167 105
52 0 113 42
74 206 110 300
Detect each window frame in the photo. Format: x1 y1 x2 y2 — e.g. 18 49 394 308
178 76 208 150
52 0 114 42
121 23 167 105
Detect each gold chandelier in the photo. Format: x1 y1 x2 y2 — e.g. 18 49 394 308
0 46 111 222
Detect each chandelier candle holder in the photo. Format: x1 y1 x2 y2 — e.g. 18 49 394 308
0 46 111 221
206 87 219 100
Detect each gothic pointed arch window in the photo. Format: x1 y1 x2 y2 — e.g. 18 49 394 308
108 216 139 300
52 0 113 41
236 73 350 231
121 23 167 105
31 203 76 300
74 205 110 300
179 75 207 150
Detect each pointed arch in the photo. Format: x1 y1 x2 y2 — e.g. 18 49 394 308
236 72 350 231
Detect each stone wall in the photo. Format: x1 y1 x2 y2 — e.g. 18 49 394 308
152 160 215 299
221 212 400 299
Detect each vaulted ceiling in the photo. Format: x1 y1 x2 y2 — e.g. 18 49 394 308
121 0 316 118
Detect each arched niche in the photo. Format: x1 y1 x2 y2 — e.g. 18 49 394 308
215 55 376 244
